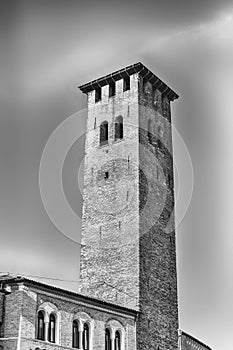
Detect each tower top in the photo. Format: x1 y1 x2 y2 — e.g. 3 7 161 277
78 62 179 101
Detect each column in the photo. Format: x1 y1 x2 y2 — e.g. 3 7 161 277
44 321 49 342
79 320 84 350
110 330 115 350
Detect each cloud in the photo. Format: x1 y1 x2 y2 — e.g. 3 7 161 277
140 9 233 55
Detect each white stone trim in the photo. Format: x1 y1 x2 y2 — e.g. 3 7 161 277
106 323 125 350
73 312 94 350
37 302 60 345
32 288 136 320
0 337 18 340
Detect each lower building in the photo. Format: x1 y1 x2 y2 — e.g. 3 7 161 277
178 330 212 350
0 275 137 350
0 275 212 350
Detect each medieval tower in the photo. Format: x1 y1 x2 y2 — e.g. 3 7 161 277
79 62 179 350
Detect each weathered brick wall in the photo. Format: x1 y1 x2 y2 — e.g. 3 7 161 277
0 339 17 350
21 286 37 339
0 293 4 338
80 74 141 309
137 77 178 350
21 337 71 350
3 288 23 338
1 284 136 350
79 70 179 350
35 291 135 350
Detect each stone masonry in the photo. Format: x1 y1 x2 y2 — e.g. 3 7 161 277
0 277 137 350
79 62 179 350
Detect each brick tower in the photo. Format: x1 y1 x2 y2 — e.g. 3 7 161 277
79 62 179 350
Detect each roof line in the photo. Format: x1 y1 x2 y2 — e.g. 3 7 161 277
78 62 178 101
179 330 212 350
1 276 138 317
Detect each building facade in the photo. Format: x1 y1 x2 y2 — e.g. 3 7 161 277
0 63 212 350
0 276 137 350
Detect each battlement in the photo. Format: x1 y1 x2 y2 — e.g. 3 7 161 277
79 62 178 101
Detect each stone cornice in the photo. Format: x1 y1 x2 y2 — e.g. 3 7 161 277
179 330 212 350
1 276 137 319
78 62 179 101
34 288 136 320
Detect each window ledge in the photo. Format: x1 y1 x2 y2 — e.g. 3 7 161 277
99 141 109 148
113 138 124 144
35 338 60 346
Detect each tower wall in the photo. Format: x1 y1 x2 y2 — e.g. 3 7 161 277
79 63 179 350
137 78 178 349
80 74 141 309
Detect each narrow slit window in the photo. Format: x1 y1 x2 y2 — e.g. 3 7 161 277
115 116 123 140
48 313 56 343
95 86 101 102
115 331 121 350
148 119 152 144
82 323 89 350
157 126 163 149
72 320 79 348
37 311 45 341
123 76 130 91
100 121 108 145
104 171 109 179
109 82 116 97
105 328 111 350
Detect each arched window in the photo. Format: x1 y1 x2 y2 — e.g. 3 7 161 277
48 313 56 343
82 323 89 350
123 76 130 91
109 82 116 97
72 320 79 348
105 328 111 350
95 87 101 102
115 331 121 350
37 311 45 341
100 121 108 145
115 116 123 140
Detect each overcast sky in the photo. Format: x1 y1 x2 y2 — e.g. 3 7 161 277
0 1 233 349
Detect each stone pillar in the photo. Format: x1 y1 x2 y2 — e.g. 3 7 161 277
89 320 94 350
44 321 49 342
79 320 83 350
110 330 115 350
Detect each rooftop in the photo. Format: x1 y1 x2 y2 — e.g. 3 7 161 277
179 330 212 350
79 62 179 101
0 274 137 318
